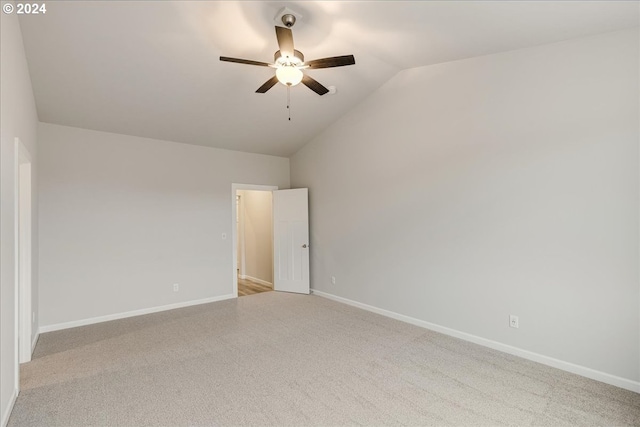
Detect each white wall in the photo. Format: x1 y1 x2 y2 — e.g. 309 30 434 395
0 9 39 427
291 29 639 385
238 190 273 284
38 123 289 328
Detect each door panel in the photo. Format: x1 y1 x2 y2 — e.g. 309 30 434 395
273 189 309 294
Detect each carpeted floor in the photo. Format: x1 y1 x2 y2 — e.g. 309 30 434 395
8 292 640 426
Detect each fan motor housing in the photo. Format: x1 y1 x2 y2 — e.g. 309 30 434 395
274 50 304 65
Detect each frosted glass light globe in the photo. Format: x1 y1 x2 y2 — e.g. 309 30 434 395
276 66 303 86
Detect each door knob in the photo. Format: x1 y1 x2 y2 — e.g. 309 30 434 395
302 244 308 248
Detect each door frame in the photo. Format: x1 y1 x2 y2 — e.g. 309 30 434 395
231 183 278 297
236 194 245 278
15 137 33 369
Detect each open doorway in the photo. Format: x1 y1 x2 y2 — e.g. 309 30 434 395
231 184 277 297
237 190 273 296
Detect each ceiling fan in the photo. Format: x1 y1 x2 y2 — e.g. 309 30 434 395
219 13 355 96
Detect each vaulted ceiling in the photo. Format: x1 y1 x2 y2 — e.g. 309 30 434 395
19 1 638 156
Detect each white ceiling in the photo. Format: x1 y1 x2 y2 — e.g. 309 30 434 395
19 1 638 157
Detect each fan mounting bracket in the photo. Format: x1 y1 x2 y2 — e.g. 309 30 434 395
274 7 302 28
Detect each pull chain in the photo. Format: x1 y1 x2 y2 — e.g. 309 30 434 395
287 84 291 121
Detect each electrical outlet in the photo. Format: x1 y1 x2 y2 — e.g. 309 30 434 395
509 315 519 329
173 283 180 292
331 276 336 285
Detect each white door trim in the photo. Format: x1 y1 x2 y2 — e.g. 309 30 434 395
237 194 246 278
231 184 278 297
15 137 33 371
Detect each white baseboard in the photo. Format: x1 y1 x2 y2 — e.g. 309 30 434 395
240 275 272 287
31 331 39 353
311 289 640 394
1 388 18 427
39 294 235 334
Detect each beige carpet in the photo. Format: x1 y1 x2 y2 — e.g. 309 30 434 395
8 292 640 426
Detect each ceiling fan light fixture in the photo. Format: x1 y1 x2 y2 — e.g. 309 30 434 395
276 66 303 86
220 22 355 97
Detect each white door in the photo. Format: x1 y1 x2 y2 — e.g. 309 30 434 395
273 188 309 294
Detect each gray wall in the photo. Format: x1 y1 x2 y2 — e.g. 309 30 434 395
0 11 39 425
38 123 289 327
290 29 639 383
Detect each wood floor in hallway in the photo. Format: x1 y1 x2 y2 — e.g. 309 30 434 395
238 276 272 296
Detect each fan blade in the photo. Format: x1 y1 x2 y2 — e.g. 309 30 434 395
301 74 329 96
220 57 271 67
275 26 295 58
256 76 279 94
306 55 356 69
